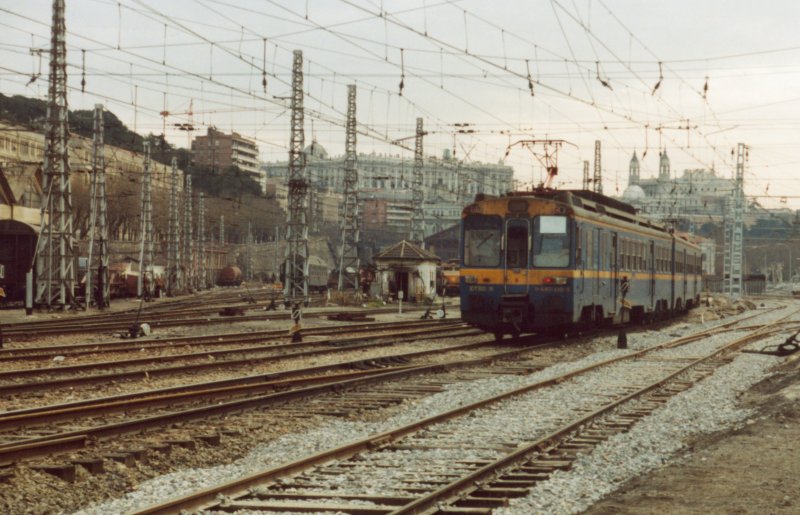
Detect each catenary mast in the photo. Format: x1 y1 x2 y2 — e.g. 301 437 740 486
283 49 309 306
338 84 360 292
35 0 76 309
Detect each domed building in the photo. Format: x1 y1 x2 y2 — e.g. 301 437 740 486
303 139 328 161
619 149 736 223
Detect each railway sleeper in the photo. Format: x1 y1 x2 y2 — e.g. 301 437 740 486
471 486 531 498
453 496 509 509
72 457 104 474
217 498 396 514
31 463 76 482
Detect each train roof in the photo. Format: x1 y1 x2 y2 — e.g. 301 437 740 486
473 189 699 248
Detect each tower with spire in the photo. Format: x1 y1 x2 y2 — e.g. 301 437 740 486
628 151 640 186
658 149 670 181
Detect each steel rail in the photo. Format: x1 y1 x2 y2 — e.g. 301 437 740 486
0 319 454 361
0 324 476 396
129 308 785 514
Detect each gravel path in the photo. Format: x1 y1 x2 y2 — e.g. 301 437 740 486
71 305 791 515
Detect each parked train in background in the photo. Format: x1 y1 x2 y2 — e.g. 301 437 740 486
459 189 703 340
439 260 460 296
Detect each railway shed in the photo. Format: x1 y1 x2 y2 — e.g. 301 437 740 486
374 239 441 301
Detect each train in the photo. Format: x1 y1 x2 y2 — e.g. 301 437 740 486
439 260 460 296
279 255 332 293
459 189 703 339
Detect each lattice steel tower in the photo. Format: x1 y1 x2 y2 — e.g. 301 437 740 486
283 49 309 304
86 104 109 308
167 157 182 295
137 140 154 298
582 160 590 190
198 192 206 289
338 84 360 292
35 0 75 309
724 143 746 297
184 174 194 290
593 140 603 195
410 117 425 246
219 215 225 247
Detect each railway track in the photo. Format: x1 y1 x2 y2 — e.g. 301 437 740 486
2 304 428 341
0 318 459 362
0 309 773 482
0 327 537 470
0 320 476 396
126 306 795 514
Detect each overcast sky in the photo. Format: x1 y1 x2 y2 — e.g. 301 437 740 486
2 0 800 208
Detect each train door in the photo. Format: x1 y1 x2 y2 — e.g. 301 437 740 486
682 248 688 305
649 241 656 309
503 218 530 295
670 238 676 310
610 233 619 315
577 224 584 294
594 228 602 304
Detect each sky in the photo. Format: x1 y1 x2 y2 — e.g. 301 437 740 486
2 0 800 209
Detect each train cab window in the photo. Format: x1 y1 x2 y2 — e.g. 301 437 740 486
506 224 529 268
463 215 502 267
533 215 569 268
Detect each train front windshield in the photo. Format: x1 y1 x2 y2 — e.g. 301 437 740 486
463 215 502 267
533 215 570 267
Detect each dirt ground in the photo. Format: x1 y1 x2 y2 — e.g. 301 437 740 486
587 352 800 515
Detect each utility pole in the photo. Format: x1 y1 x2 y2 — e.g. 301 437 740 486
35 0 75 309
86 103 109 308
167 157 182 295
137 140 153 298
283 49 309 306
184 174 194 290
724 143 746 297
198 192 206 289
593 140 603 194
338 84 360 292
582 160 590 190
410 117 425 246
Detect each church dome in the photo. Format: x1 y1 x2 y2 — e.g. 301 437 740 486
622 184 646 202
303 139 328 160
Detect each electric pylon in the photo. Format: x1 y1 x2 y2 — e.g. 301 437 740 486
198 192 206 289
137 140 154 298
410 117 425 246
86 103 109 308
219 215 225 247
582 160 590 190
338 84 360 292
283 49 309 306
35 0 76 309
724 143 746 297
167 157 182 295
184 174 194 290
593 140 603 194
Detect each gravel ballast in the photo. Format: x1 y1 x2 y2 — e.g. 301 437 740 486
72 306 793 515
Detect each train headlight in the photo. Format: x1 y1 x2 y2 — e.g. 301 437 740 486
463 275 477 284
542 276 568 285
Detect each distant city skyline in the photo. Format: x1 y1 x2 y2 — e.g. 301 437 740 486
1 1 799 208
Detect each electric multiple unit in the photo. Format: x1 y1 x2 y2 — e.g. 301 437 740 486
459 190 703 339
